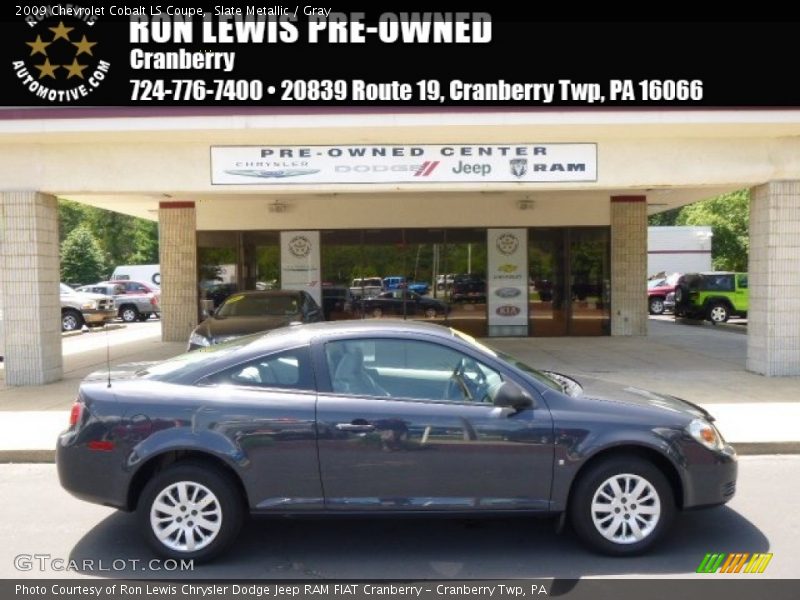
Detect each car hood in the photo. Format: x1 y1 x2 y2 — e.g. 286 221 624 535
549 372 713 421
196 315 298 342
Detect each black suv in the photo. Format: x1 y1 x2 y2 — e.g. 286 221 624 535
451 273 487 303
673 272 749 324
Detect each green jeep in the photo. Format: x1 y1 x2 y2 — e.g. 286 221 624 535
673 272 748 324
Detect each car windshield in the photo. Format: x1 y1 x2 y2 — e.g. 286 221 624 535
217 294 300 317
647 279 666 289
137 334 262 381
450 328 564 393
60 283 75 294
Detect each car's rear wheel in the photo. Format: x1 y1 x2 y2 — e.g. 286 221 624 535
120 306 139 323
707 302 730 324
138 462 243 562
569 456 675 556
648 297 665 315
424 307 437 318
371 307 383 318
61 309 83 332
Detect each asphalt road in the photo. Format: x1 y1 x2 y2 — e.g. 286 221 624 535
0 456 797 579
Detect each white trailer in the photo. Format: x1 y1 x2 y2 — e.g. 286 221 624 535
647 226 712 276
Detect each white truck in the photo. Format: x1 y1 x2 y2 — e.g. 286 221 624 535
111 264 161 288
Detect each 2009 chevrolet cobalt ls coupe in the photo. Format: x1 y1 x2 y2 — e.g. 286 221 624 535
58 321 737 561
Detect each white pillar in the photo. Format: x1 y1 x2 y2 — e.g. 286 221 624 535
747 181 800 376
158 201 198 343
610 195 648 336
0 191 62 385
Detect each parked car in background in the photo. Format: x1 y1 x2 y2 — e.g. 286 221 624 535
60 283 116 332
451 273 487 303
349 277 383 299
58 320 737 561
357 290 448 318
647 273 681 315
673 272 748 323
321 286 354 320
382 276 430 296
83 281 161 322
188 290 324 350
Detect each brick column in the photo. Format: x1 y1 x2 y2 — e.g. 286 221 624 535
610 195 648 336
0 192 62 385
747 181 800 376
158 202 198 343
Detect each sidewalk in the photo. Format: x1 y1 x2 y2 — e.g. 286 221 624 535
1 319 799 461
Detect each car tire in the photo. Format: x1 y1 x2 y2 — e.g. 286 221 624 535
707 302 730 324
120 306 140 323
648 297 665 315
62 309 84 332
569 456 675 556
138 462 244 562
371 307 383 318
424 307 437 318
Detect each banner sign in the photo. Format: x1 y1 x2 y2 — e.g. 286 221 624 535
280 231 321 306
487 228 528 335
211 144 597 185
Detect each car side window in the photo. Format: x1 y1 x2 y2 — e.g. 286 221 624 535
325 339 502 403
737 274 748 289
203 347 314 390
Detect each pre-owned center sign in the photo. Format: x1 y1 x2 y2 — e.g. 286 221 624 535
210 143 597 185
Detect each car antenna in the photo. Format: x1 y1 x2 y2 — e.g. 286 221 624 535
106 322 112 388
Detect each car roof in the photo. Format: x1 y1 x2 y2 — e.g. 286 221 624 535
246 319 453 351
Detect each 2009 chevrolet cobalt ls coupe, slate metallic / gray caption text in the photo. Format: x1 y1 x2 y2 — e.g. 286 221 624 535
58 321 737 561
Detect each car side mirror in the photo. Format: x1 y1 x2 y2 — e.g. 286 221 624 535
491 381 534 411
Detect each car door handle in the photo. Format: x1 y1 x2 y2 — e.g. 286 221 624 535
336 422 376 432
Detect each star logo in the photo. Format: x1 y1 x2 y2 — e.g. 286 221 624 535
34 58 59 80
48 21 74 42
26 35 51 57
63 59 88 79
13 14 110 103
71 35 96 57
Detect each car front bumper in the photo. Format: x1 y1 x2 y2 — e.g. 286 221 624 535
82 309 117 324
681 443 738 508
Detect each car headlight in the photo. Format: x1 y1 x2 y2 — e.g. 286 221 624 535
686 418 725 451
81 301 97 310
189 332 211 348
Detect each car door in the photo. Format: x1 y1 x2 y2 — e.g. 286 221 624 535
197 346 324 511
314 335 554 511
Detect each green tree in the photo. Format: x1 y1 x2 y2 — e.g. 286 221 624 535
676 190 749 271
60 225 107 285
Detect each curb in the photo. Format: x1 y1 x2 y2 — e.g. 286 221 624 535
3 442 800 464
671 316 747 334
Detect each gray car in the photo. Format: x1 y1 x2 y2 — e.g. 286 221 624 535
57 321 737 562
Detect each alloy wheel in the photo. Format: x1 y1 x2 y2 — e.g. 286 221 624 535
150 481 222 553
590 473 661 544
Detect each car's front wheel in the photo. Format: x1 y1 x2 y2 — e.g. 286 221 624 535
138 462 244 562
569 456 675 556
62 309 83 332
648 297 665 315
120 306 139 323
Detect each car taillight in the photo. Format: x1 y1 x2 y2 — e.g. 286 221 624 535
151 296 158 306
69 401 83 428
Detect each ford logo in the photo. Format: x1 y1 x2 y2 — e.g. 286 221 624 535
496 305 521 317
495 287 521 298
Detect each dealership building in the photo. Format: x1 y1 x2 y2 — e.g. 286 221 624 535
1 108 799 385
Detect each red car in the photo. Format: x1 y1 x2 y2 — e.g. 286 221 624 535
647 273 681 315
